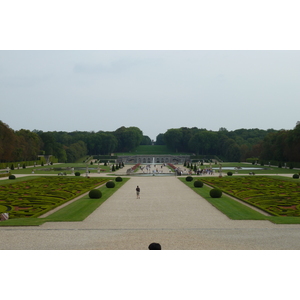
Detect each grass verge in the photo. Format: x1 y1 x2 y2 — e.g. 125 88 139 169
0 178 129 226
178 178 300 224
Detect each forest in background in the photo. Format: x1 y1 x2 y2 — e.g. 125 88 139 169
1 120 300 164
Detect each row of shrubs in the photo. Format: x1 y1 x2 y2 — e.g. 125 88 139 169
226 172 300 179
201 176 300 216
246 158 300 169
88 177 123 199
1 176 109 218
0 173 10 178
185 176 222 198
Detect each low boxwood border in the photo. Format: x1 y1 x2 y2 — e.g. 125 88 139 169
178 177 300 224
0 177 129 226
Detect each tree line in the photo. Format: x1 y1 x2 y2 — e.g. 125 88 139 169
259 122 300 165
1 120 300 164
0 122 145 163
159 127 277 161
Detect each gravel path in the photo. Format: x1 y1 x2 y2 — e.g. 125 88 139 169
1 172 300 250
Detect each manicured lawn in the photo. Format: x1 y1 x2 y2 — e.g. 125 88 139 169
10 163 112 175
201 176 300 217
194 162 299 175
0 176 129 226
0 176 110 218
179 176 300 224
44 179 128 222
180 178 267 220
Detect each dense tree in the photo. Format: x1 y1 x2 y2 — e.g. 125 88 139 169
163 129 183 152
0 121 17 162
155 133 165 145
65 141 87 163
114 126 143 152
257 122 300 164
15 129 42 161
140 135 152 145
8 119 300 164
100 132 118 155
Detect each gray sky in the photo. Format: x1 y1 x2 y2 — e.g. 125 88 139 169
1 50 299 140
1 1 299 290
1 2 300 140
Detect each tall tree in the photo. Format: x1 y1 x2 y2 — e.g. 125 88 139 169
163 129 183 152
114 126 143 152
0 121 16 162
155 133 165 145
15 129 42 161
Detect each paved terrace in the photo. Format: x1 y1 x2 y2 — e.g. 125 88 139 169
1 164 300 249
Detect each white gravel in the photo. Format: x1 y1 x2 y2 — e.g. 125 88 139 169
1 172 300 250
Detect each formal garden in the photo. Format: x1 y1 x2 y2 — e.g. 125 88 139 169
0 176 128 226
180 175 300 224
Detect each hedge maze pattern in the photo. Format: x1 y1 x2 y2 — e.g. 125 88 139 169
202 177 300 217
0 177 108 218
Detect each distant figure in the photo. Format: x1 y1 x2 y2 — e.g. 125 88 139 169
148 243 161 250
136 186 140 199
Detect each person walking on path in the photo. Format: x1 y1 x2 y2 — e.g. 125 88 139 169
136 186 141 199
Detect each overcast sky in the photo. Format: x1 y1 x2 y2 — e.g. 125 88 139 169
1 2 300 141
1 50 299 140
2 0 300 290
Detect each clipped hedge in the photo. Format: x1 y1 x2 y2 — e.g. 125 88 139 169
0 205 8 213
0 177 109 219
88 189 102 199
210 188 222 198
9 175 16 180
0 173 9 178
106 181 115 188
75 172 81 176
293 174 299 179
227 172 233 176
186 176 193 182
201 176 300 217
115 177 123 182
194 180 203 188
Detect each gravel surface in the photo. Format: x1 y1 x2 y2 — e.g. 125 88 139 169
1 171 300 249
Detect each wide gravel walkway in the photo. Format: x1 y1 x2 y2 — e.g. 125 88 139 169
1 172 300 249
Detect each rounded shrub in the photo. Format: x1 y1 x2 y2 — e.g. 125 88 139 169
292 174 299 179
227 172 233 176
9 175 16 180
115 177 123 182
186 176 193 182
194 180 203 188
75 172 81 176
0 205 7 213
210 188 222 198
88 189 102 199
106 181 115 188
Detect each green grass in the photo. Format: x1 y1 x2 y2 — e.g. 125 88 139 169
206 162 299 175
44 179 128 222
201 176 300 217
10 163 112 175
0 178 129 226
0 176 109 218
0 176 41 185
179 177 300 224
180 178 267 220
